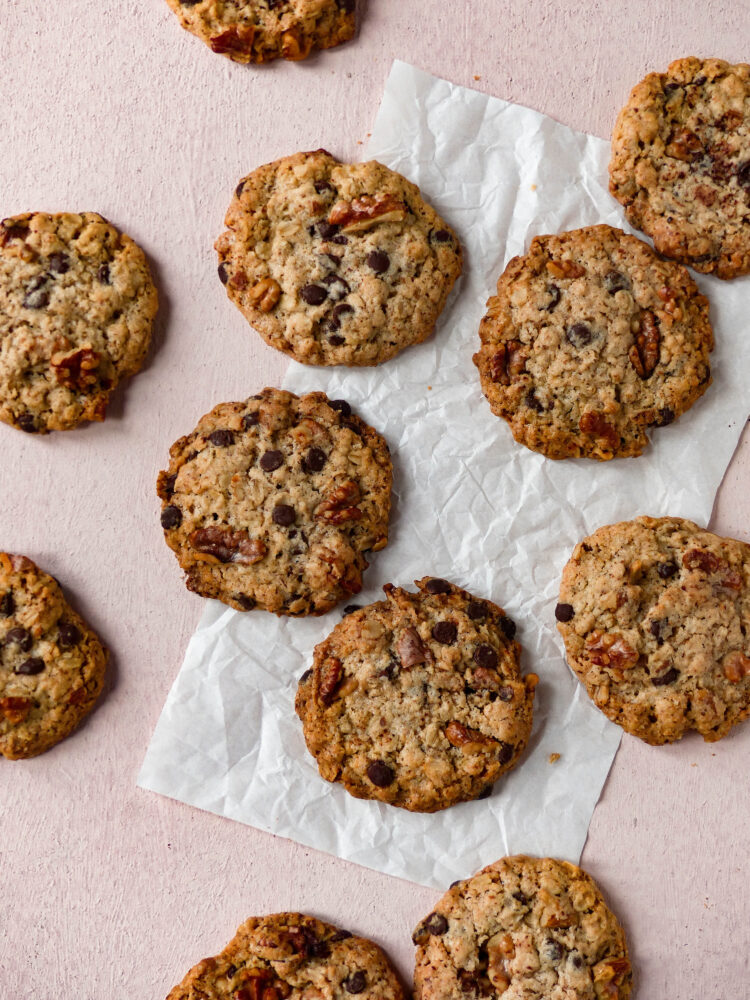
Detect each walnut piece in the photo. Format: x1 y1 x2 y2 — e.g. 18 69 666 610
585 631 639 669
315 480 362 524
546 259 585 279
665 128 703 161
579 411 620 450
248 277 282 312
327 195 407 234
189 526 267 565
396 626 429 668
444 720 495 753
50 347 101 390
0 696 33 724
682 548 721 573
723 651 750 683
489 340 526 384
210 25 255 55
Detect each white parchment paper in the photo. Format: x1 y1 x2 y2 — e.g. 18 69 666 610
138 61 750 889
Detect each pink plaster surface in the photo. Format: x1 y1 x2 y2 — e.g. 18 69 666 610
1 1 749 996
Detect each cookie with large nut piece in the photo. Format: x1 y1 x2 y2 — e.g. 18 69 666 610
157 388 392 615
557 516 750 745
0 212 157 433
473 225 713 460
164 0 356 64
215 150 462 366
610 57 750 279
166 912 406 1000
295 577 538 811
0 553 107 759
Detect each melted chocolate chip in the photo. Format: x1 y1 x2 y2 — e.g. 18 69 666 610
317 221 340 239
545 284 560 311
321 273 350 300
366 250 390 273
423 913 448 935
366 760 394 787
17 413 37 433
300 668 313 683
314 180 333 194
380 655 399 681
209 429 234 447
260 450 284 472
342 604 361 616
604 270 631 293
48 252 70 275
432 621 458 644
300 284 327 305
242 412 260 429
235 595 256 610
58 623 81 649
657 561 678 579
737 161 750 190
225 964 238 979
161 505 182 529
555 603 574 622
23 275 49 309
525 388 544 412
302 447 327 473
272 504 295 527
473 644 498 669
16 657 45 675
235 180 245 198
544 939 563 962
466 601 485 620
329 335 345 346
331 234 349 245
343 973 366 994
330 929 352 941
652 667 680 686
432 229 452 242
512 890 528 904
499 616 516 640
328 399 351 418
566 322 595 348
6 627 32 651
218 263 229 285
497 741 513 765
425 578 451 594
97 263 111 284
477 785 493 800
0 593 14 617
652 407 675 427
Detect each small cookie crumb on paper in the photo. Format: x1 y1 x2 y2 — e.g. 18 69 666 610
548 752 561 764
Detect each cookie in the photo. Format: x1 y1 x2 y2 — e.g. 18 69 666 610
215 150 462 366
0 553 107 759
295 577 538 812
166 912 405 1000
164 0 355 64
413 855 632 1000
157 388 392 615
473 225 713 460
556 516 750 745
609 57 750 279
0 212 157 433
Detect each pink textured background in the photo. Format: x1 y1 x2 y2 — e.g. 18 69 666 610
1 1 749 996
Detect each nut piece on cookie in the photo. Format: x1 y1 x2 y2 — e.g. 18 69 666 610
0 212 158 433
473 225 713 460
215 150 462 367
295 577 538 811
0 553 108 759
609 57 750 279
413 856 632 1000
156 388 392 616
557 515 750 744
165 912 406 1000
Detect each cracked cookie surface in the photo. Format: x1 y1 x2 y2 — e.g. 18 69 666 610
413 855 632 1000
609 57 750 278
295 577 538 812
215 150 462 366
0 553 107 759
164 0 356 64
473 225 713 460
166 912 406 1000
557 516 750 745
157 388 392 615
0 212 157 433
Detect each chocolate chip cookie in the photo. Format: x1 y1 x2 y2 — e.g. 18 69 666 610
167 912 406 1000
473 225 713 460
215 150 462 366
295 577 538 811
610 57 750 279
557 516 750 745
0 212 157 433
413 855 632 1000
157 388 392 615
0 553 108 759
164 0 356 64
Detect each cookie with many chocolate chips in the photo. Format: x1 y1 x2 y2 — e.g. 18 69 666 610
610 57 750 278
413 855 632 1000
473 225 713 460
0 212 157 433
0 553 107 759
166 912 406 1000
215 150 462 366
295 577 538 811
164 0 356 64
157 388 392 615
557 516 750 745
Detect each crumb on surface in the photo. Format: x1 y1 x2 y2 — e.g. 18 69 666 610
548 752 561 764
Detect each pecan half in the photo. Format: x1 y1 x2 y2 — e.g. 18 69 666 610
489 341 525 384
629 311 660 379
327 195 406 233
579 412 620 450
315 480 362 524
247 277 281 312
665 128 703 161
723 651 750 684
0 696 33 724
189 526 267 565
50 347 101 390
396 626 429 668
585 631 639 669
546 259 585 280
682 548 721 573
487 934 513 992
444 720 495 753
210 25 255 55
319 657 343 705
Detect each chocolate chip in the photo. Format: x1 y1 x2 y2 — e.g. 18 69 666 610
314 180 333 194
477 785 493 800
332 302 354 321
209 429 234 447
512 890 528 904
432 621 457 644
161 505 182 529
58 623 81 649
545 284 560 311
272 504 295 527
329 335 345 346
300 669 313 684
329 929 352 941
498 686 514 702
321 274 350 300
342 604 361 616
225 963 238 979
652 667 680 686
566 322 595 348
473 644 498 669
466 601 485 620
328 399 351 418
331 234 349 245
692 75 707 86
300 284 327 305
366 760 394 787
97 263 111 284
423 913 448 935
235 595 256 610
497 741 513 765
657 561 678 579
0 593 14 616
6 627 32 651
260 450 283 471
555 603 574 622
544 939 563 962
449 879 463 888
380 655 399 680
343 972 366 994
603 270 631 293
366 250 390 273
525 388 544 412
737 161 750 190
432 229 452 242
499 616 516 640
307 939 330 959
235 180 245 198
425 578 451 594
652 407 675 427
16 657 45 675
17 413 37 433
23 275 49 309
571 954 584 969
218 263 229 285
242 412 260 429
48 252 70 274
302 447 327 473
317 221 340 239
336 0 355 11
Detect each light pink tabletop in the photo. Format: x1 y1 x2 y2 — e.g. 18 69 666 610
1 2 749 996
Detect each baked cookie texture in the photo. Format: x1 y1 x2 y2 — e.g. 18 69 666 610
609 57 750 279
215 150 462 366
295 577 538 812
0 553 107 759
157 388 392 616
166 912 406 1000
413 856 632 1000
473 225 713 460
557 516 750 745
164 0 356 64
0 212 157 433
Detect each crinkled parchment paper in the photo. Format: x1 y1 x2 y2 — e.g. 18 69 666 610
138 61 750 889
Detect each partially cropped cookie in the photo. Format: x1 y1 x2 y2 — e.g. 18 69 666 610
557 516 750 745
0 212 157 433
164 0 355 64
0 553 107 759
473 225 713 460
295 577 538 811
610 57 750 279
166 912 405 1000
157 388 392 615
215 150 462 366
413 856 632 1000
